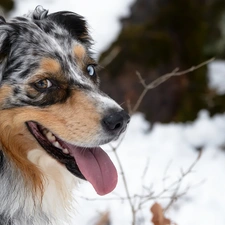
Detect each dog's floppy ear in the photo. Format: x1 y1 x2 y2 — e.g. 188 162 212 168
47 11 91 45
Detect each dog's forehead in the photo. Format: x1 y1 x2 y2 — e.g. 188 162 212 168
3 12 96 87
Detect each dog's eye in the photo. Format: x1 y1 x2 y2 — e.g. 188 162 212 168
87 65 96 76
34 79 52 90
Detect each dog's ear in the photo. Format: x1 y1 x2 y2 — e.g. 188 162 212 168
47 11 91 45
32 6 91 45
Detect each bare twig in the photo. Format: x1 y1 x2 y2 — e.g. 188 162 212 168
137 150 202 210
109 58 213 225
100 47 121 68
111 143 136 225
131 58 215 113
163 150 202 212
141 158 151 180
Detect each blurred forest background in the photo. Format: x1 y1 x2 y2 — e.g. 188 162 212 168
1 0 225 124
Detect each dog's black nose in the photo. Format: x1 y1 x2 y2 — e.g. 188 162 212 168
102 110 130 134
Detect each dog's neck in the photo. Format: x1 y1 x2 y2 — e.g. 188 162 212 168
0 148 77 225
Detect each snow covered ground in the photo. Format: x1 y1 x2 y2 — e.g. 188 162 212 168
10 1 225 224
74 111 225 225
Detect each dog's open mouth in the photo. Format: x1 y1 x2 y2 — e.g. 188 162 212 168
26 121 118 195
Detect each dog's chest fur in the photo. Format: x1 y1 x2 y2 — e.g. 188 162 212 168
0 149 77 225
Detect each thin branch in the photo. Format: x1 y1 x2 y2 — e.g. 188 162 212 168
108 59 212 225
138 150 202 208
131 58 215 113
100 47 121 68
141 158 150 180
111 145 136 225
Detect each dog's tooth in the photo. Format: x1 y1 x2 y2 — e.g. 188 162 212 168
46 131 56 142
42 129 48 135
62 148 69 154
53 141 61 148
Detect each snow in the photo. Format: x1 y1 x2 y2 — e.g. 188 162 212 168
10 1 225 224
208 60 225 95
74 112 225 225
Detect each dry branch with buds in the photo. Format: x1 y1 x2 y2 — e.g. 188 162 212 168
110 58 213 225
131 58 215 114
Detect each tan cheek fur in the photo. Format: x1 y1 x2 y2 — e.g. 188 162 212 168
0 85 44 193
22 90 101 144
0 110 43 193
0 85 12 107
48 90 101 143
0 89 101 193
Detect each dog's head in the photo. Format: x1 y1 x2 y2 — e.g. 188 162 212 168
0 6 129 195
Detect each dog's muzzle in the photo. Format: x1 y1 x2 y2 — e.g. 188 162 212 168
102 110 130 136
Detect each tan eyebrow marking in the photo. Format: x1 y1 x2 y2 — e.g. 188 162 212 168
40 58 61 74
74 44 86 60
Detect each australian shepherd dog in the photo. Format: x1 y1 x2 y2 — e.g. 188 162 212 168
0 6 129 225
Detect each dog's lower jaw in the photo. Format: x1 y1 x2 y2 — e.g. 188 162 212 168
0 148 78 225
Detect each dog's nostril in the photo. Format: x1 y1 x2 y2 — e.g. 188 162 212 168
115 123 122 129
102 110 130 133
103 114 123 131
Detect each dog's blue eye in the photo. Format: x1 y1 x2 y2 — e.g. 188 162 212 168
34 79 52 90
87 65 95 76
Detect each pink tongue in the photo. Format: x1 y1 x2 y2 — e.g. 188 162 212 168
69 146 118 195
